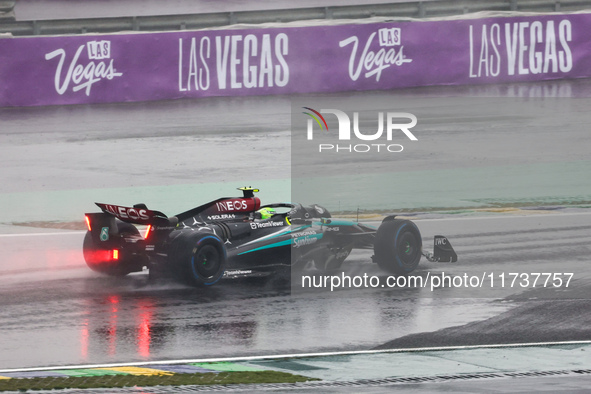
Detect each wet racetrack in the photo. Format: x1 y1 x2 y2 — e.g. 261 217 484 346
0 210 589 369
1 80 590 369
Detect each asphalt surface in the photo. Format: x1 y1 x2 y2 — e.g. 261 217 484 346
0 209 589 369
0 79 590 375
234 375 591 393
14 0 440 21
0 219 505 369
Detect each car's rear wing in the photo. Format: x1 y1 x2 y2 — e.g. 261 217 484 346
94 203 169 225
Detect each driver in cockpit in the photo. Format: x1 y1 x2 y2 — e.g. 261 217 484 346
255 207 276 220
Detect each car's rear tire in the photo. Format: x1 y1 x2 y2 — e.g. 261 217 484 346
170 232 226 286
374 219 422 275
83 222 140 277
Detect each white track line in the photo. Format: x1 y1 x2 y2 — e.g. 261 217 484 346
1 340 590 374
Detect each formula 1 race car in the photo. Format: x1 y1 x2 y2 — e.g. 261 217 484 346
83 187 457 286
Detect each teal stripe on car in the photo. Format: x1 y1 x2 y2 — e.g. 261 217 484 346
238 239 292 255
238 228 323 255
314 220 377 229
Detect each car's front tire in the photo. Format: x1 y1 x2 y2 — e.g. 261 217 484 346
374 219 422 275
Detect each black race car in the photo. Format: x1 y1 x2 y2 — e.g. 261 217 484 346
83 187 457 286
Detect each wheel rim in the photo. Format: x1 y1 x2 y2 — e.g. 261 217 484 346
192 244 221 279
398 231 419 267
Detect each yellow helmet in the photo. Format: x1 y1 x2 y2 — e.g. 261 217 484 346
257 207 276 220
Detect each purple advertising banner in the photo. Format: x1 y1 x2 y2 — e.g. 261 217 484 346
1 13 590 106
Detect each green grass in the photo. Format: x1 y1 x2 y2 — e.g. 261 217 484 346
0 371 318 392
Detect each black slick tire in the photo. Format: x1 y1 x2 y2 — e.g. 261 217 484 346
374 219 422 275
170 231 226 286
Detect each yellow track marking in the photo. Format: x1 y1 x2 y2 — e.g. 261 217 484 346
94 367 173 376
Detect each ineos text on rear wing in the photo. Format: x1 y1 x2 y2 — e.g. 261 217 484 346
95 203 168 225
